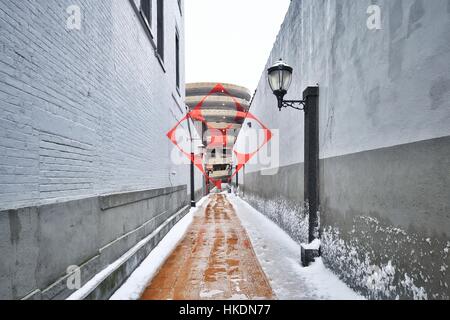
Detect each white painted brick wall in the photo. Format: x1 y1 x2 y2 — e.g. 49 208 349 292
0 0 190 210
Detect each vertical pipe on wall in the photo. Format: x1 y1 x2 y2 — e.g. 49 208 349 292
303 86 320 243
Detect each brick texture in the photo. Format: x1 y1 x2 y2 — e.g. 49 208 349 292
0 0 192 210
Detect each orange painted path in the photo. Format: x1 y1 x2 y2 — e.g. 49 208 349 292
141 194 275 300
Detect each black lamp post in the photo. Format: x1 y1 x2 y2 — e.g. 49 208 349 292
190 144 205 208
236 167 239 192
268 59 320 267
190 150 196 208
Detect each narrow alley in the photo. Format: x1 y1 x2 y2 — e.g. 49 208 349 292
110 193 361 301
140 194 274 300
0 0 449 306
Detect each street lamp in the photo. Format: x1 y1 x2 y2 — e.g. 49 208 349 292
268 59 320 267
268 59 307 112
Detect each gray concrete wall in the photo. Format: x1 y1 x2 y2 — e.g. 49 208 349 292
0 185 188 300
238 0 450 299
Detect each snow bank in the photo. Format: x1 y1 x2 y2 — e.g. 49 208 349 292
67 197 209 300
242 193 309 244
228 194 364 300
109 196 210 300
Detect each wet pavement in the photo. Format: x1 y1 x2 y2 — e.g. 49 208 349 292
141 194 275 300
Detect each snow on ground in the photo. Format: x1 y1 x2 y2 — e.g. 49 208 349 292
228 194 364 300
108 196 210 300
67 198 208 300
72 192 362 300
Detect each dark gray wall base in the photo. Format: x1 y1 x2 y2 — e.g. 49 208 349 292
242 192 308 244
28 255 102 300
242 136 450 300
1 185 188 300
322 217 450 300
320 136 450 300
242 164 304 203
241 164 307 244
321 136 450 238
83 205 189 300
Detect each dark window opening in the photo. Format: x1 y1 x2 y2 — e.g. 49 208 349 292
157 0 164 60
141 0 152 28
177 0 183 15
213 164 229 172
175 30 180 90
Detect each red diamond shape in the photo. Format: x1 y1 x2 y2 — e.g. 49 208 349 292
167 84 272 190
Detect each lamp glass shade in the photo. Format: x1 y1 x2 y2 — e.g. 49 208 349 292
281 69 293 91
268 70 281 92
268 59 293 93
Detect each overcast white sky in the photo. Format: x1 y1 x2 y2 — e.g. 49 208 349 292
185 0 291 93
